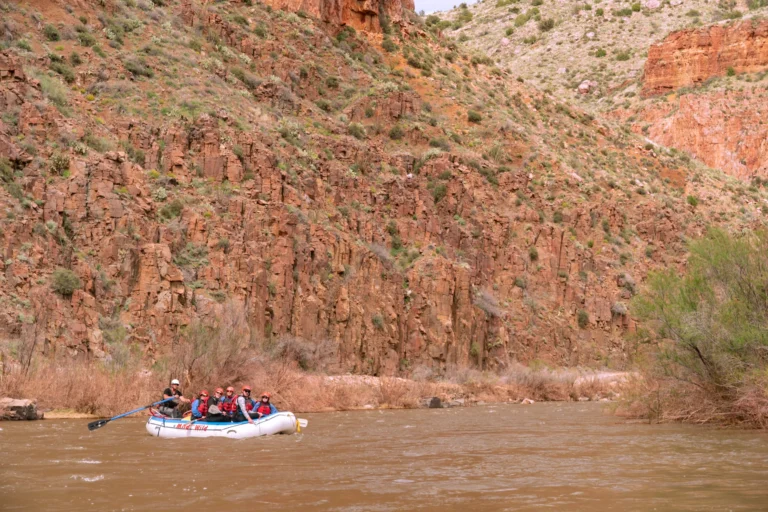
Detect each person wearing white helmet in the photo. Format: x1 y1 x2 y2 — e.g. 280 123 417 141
159 378 190 418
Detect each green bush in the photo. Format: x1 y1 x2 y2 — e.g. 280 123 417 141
538 18 555 32
315 99 331 112
231 67 261 90
51 268 82 297
726 67 736 77
382 37 397 53
43 25 60 41
431 183 447 203
632 228 768 426
50 62 76 84
34 73 68 108
77 30 96 47
50 152 70 175
595 48 606 58
467 110 482 123
347 123 366 140
0 157 23 200
529 246 538 261
124 58 154 78
325 76 340 89
173 243 209 268
577 309 589 328
686 195 699 207
389 125 404 140
159 199 183 220
616 52 631 61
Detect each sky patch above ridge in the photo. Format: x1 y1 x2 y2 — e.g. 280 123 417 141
415 0 478 14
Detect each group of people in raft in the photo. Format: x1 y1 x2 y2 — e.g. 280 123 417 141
157 379 278 424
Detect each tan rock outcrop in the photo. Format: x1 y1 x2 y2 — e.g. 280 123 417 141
643 20 768 96
0 398 43 420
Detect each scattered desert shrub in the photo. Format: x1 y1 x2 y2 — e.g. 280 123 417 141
51 268 82 296
347 122 366 140
124 57 154 78
577 309 589 328
474 289 503 317
159 199 183 220
43 24 60 41
389 125 404 140
49 61 76 84
467 110 482 123
49 152 70 175
538 18 555 31
382 36 397 53
231 67 261 90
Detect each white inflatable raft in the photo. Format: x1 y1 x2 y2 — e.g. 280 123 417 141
146 411 301 439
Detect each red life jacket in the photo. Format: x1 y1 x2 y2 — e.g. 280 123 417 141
198 397 209 417
256 402 272 416
219 396 237 414
243 396 255 412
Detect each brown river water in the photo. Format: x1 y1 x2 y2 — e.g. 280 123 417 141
1 402 767 511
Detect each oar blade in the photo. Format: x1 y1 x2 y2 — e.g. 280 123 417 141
87 419 110 431
298 418 308 428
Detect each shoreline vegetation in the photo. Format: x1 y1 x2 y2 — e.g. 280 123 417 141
1 301 630 420
619 229 768 429
0 358 631 419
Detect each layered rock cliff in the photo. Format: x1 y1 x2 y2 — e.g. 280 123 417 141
643 19 768 96
0 0 763 379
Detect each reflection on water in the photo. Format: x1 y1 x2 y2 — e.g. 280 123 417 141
1 402 767 511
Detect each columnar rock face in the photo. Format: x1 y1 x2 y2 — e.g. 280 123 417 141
642 20 768 96
258 0 414 32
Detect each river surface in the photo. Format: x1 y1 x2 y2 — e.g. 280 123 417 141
1 402 767 511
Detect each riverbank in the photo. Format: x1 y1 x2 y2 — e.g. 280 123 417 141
2 360 632 419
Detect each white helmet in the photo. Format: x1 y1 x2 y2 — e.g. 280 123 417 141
171 379 180 385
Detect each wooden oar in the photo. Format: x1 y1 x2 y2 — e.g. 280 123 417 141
87 397 175 431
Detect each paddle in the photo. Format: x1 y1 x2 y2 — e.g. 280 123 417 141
87 397 175 431
298 418 308 428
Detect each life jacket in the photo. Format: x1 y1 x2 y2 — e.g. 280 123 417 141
256 402 272 416
219 396 237 415
196 396 210 417
242 396 256 412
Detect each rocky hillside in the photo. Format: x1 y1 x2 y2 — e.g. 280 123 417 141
612 19 768 180
435 0 768 112
0 0 763 379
